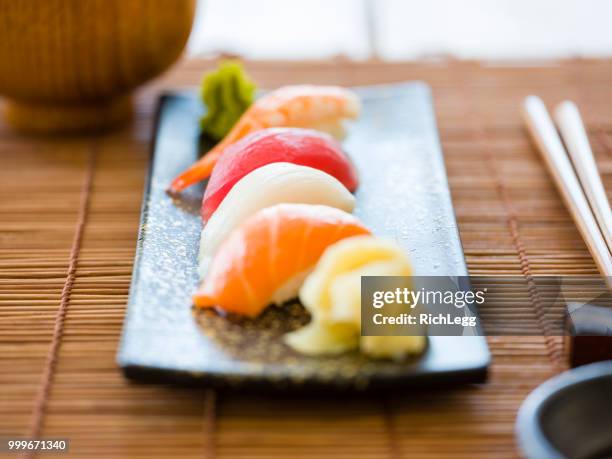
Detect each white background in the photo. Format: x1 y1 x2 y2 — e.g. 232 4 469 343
188 0 612 60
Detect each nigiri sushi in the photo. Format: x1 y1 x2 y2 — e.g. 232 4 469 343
285 236 426 359
168 85 360 193
199 128 359 221
193 204 370 317
199 162 355 276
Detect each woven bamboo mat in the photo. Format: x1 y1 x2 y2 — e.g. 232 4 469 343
1 59 611 458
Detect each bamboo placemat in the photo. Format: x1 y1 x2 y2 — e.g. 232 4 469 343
1 59 611 458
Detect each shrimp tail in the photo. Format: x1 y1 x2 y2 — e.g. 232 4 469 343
166 149 221 194
167 118 258 194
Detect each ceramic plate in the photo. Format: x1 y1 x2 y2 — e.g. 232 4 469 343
117 83 490 390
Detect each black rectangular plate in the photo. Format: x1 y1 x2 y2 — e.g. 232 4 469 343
118 83 490 391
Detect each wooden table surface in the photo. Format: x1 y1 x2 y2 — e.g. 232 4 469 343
1 58 611 458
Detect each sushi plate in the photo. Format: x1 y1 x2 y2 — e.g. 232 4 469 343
117 82 490 391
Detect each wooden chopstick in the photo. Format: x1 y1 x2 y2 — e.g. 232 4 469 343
522 96 612 287
554 100 612 254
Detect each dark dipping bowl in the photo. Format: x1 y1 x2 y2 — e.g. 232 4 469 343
516 361 612 459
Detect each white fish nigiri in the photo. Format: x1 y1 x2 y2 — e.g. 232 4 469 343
198 162 355 277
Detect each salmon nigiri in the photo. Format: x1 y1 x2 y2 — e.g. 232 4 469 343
168 85 360 194
193 204 370 317
199 128 359 221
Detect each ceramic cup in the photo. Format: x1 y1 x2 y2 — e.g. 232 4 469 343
0 0 195 133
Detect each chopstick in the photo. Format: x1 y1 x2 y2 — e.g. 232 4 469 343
554 101 612 254
522 96 612 287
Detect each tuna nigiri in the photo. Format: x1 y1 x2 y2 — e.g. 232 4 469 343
193 204 370 317
199 128 359 221
199 162 355 276
168 85 360 193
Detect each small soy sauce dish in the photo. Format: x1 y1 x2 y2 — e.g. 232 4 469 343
516 361 612 459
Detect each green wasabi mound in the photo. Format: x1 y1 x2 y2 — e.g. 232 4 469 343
199 61 256 141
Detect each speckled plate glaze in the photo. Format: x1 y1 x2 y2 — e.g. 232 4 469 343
117 83 490 391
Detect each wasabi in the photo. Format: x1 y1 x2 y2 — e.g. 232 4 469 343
199 61 256 141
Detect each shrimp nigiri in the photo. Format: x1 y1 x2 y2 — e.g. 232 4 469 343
193 204 370 317
199 162 355 276
199 128 359 221
168 85 360 194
